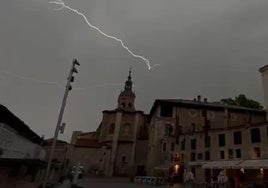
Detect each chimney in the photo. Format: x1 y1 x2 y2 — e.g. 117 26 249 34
204 98 208 103
197 95 201 102
259 65 268 120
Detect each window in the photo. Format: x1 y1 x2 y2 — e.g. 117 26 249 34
178 126 182 134
171 143 175 152
191 167 196 176
191 139 196 150
228 149 233 159
169 125 173 136
208 111 215 119
191 123 196 132
197 153 203 160
202 110 207 117
165 124 173 137
162 142 166 152
219 134 225 147
234 131 242 145
181 140 185 151
267 126 268 140
128 103 132 108
253 147 260 158
251 128 260 143
160 104 173 117
204 136 210 148
121 102 125 108
109 123 115 134
181 154 184 161
122 156 126 162
189 110 197 117
236 149 241 158
190 152 196 161
122 123 131 136
205 151 210 160
171 154 173 161
230 114 237 121
220 150 225 159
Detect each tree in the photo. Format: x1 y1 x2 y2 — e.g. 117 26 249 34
220 94 263 110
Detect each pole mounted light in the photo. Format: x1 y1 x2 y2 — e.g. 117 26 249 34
59 123 66 134
42 59 80 188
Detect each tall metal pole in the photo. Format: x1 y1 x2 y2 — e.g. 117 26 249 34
42 60 79 188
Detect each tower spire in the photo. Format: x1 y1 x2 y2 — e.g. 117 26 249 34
128 67 132 80
124 67 133 91
117 68 136 111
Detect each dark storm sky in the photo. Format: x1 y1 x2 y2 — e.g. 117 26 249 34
0 0 267 141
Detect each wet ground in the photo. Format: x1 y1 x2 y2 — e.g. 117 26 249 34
56 177 185 188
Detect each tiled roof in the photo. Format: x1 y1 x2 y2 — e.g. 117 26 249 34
259 65 268 73
0 104 42 145
155 99 264 112
148 98 265 121
75 138 110 148
44 138 68 145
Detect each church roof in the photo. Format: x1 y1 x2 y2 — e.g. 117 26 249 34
119 90 135 97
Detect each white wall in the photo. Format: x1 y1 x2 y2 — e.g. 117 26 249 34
0 123 46 159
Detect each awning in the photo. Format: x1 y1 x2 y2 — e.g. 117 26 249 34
153 164 171 171
189 161 207 166
237 159 268 169
202 160 243 169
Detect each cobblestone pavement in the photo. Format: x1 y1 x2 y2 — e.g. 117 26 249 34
56 178 185 188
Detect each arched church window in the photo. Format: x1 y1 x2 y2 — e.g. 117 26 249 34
109 123 115 134
122 123 131 136
128 103 132 108
121 102 125 108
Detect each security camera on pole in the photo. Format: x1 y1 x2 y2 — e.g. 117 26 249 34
42 59 80 188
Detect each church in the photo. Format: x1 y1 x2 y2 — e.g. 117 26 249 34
68 70 149 177
67 65 268 184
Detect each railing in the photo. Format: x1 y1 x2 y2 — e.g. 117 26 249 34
134 176 166 186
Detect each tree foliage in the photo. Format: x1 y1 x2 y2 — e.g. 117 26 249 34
220 94 263 110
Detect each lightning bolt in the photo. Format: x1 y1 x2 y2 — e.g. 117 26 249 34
49 0 160 70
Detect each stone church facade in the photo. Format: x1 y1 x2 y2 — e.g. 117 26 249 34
69 70 149 177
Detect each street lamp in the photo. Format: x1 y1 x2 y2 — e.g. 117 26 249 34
42 59 80 188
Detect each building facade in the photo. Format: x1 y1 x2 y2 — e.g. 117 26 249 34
68 131 112 176
199 122 268 186
43 139 69 183
147 97 266 182
67 65 268 186
69 70 149 177
0 104 46 188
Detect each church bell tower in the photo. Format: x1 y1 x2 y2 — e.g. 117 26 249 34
117 69 136 111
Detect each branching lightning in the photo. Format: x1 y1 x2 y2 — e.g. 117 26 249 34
49 0 160 70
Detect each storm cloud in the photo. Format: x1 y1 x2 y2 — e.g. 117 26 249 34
0 0 267 141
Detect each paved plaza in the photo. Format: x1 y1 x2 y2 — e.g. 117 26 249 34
56 177 185 188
